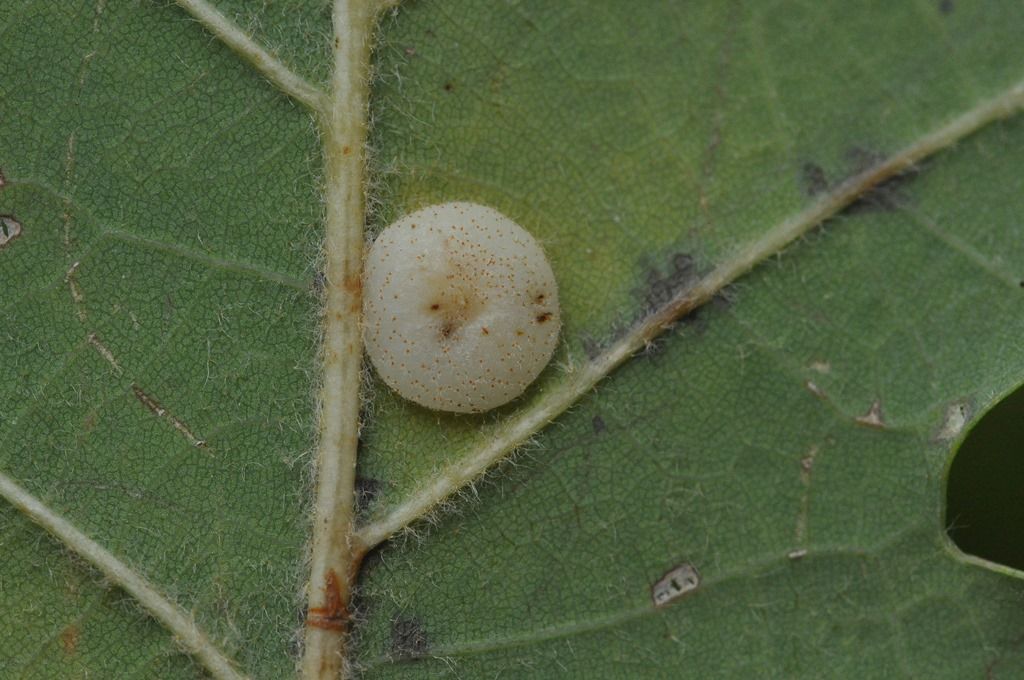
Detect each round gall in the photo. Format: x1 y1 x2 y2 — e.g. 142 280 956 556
362 202 560 413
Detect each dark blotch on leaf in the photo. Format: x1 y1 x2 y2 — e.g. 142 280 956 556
841 147 921 214
801 162 828 196
640 252 698 314
642 335 671 361
839 147 921 214
355 478 381 514
939 0 954 14
583 252 706 364
592 414 607 435
847 146 885 172
443 81 454 92
390 616 429 660
678 293 731 336
581 335 602 360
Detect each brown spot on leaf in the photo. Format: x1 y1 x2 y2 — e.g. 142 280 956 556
536 312 552 323
443 81 454 92
60 625 80 655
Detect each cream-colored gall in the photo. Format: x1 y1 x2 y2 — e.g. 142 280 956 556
362 202 560 413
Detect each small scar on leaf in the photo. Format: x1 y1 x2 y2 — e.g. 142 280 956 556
65 262 87 322
801 448 818 476
88 333 122 375
809 360 831 374
0 214 22 249
804 379 827 400
934 401 969 442
855 399 886 429
131 384 207 448
651 563 700 607
390 615 429 660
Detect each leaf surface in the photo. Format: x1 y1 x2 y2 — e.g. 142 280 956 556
2 1 1024 678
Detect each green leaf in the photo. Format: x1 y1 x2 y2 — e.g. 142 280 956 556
2 1 1024 678
1 1 320 676
354 3 1024 676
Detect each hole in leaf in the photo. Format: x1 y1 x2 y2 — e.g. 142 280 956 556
946 384 1024 571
